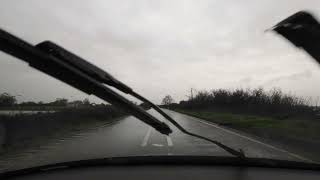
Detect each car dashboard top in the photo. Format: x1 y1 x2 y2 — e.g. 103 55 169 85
3 156 320 180
6 165 320 180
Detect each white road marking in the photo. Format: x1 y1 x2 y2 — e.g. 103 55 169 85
197 144 217 146
141 127 152 147
152 144 164 147
191 117 313 162
166 136 173 147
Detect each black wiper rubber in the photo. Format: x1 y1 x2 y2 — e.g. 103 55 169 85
0 28 172 135
36 41 245 158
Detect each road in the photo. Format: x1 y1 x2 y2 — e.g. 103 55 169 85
0 109 311 172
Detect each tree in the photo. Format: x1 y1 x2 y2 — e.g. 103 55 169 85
0 93 17 107
161 95 174 106
37 101 44 106
20 101 37 106
83 98 91 106
50 98 68 106
68 100 84 108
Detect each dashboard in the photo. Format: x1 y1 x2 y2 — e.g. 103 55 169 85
9 165 320 180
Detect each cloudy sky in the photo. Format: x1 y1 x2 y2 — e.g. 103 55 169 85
1 0 320 104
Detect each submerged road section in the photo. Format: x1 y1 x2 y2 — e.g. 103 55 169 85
0 109 310 172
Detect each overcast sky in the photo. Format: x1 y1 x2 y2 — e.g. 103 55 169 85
1 0 320 104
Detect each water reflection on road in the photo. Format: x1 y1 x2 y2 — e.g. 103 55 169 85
0 110 55 116
0 117 128 172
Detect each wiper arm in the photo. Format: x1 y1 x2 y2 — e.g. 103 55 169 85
36 41 133 94
36 41 245 158
0 28 171 135
0 29 245 158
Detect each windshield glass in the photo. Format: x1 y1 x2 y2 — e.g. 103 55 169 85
1 0 320 173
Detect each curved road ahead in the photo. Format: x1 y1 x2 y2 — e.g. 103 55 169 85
0 109 311 172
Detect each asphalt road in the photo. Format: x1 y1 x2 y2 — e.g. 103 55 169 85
0 109 311 172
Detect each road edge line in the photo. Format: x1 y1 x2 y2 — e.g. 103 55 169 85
192 117 313 162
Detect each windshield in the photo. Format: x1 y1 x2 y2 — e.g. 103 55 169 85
1 0 320 173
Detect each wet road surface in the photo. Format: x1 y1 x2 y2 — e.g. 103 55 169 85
0 109 311 172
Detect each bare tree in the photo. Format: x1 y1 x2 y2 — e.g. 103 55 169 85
161 95 174 106
83 98 91 106
0 93 17 107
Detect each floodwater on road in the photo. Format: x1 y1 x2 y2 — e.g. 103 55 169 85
0 110 55 116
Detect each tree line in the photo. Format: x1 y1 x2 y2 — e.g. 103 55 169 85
0 92 96 108
162 88 319 118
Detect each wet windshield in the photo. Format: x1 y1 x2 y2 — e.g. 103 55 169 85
1 0 320 173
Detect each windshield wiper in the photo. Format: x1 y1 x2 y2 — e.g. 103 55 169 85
270 11 320 65
0 29 245 158
35 41 245 158
0 29 171 135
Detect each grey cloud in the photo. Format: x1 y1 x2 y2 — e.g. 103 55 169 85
264 70 313 85
1 0 320 103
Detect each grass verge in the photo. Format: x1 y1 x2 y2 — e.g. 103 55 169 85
173 109 320 161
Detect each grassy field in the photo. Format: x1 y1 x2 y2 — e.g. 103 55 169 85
175 109 320 138
173 109 320 161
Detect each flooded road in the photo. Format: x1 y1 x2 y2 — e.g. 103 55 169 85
0 110 55 116
0 110 310 172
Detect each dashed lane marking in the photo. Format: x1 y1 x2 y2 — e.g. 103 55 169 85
166 136 173 147
141 127 152 147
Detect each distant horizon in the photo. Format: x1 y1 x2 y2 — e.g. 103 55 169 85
1 86 319 106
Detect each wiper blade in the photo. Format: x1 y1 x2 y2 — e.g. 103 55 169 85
0 29 245 158
270 11 320 65
36 41 245 158
0 28 172 135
